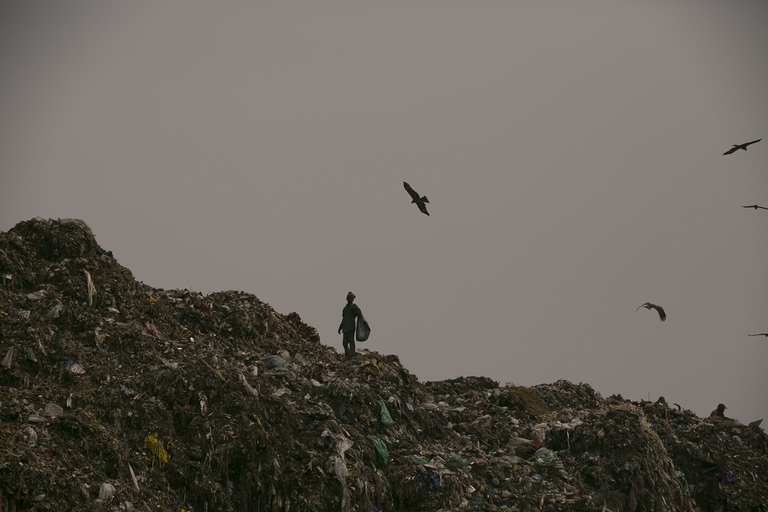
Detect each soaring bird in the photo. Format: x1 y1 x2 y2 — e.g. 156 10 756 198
723 138 761 155
636 302 666 322
403 182 430 216
747 333 768 337
742 204 768 210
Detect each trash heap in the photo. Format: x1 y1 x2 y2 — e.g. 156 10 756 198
0 218 766 512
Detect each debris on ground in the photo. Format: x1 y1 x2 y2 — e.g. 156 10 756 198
1 218 766 511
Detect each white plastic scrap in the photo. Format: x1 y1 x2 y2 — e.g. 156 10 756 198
46 300 64 319
273 387 291 397
98 483 116 501
26 427 38 447
69 362 86 375
239 372 258 398
94 327 106 347
43 403 64 418
84 270 96 307
553 418 583 430
531 422 551 441
322 429 354 512
1 347 13 369
26 289 47 300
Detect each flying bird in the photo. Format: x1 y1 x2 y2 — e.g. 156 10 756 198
723 138 761 155
747 333 768 337
403 182 430 216
742 204 768 210
636 302 666 322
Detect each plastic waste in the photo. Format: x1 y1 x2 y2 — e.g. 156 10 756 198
367 436 388 465
379 399 393 426
2 347 14 369
26 290 47 300
46 300 63 319
26 426 38 447
44 403 64 418
84 270 96 306
99 483 116 500
266 355 287 369
356 314 371 342
532 447 571 480
239 373 258 398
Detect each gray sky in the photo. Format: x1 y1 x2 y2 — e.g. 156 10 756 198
2 1 767 424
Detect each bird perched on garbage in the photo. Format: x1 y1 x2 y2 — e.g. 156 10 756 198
636 302 666 322
747 332 768 337
403 182 430 216
710 403 727 418
723 138 761 155
742 204 768 210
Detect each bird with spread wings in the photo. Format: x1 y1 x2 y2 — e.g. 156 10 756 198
723 138 761 155
636 302 666 322
403 182 430 216
742 204 768 210
747 333 768 337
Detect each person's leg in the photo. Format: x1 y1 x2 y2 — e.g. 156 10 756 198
343 331 355 357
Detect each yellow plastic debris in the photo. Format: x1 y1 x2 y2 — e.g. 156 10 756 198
144 433 171 467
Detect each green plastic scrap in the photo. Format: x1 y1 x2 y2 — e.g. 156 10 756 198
674 470 690 494
451 457 469 467
532 447 571 480
413 457 429 465
379 399 393 426
367 435 388 465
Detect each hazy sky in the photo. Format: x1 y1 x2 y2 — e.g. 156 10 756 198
2 2 767 425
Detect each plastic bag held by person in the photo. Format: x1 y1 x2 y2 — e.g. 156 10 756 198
356 314 371 342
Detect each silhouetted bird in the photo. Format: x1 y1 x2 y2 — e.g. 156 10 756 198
636 302 666 322
723 138 761 155
710 403 727 418
403 182 430 216
742 204 768 210
747 333 768 337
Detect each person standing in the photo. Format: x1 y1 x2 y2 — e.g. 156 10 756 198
338 291 362 358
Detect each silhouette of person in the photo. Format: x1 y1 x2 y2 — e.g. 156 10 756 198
338 291 362 358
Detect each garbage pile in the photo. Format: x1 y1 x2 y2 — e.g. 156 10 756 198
0 218 766 511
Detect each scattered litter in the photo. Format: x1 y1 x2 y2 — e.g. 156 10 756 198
26 289 47 300
98 482 116 501
0 218 765 511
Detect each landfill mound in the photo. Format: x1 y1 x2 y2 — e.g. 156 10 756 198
0 218 766 512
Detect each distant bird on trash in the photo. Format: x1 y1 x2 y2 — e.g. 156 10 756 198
403 182 430 216
723 138 761 155
710 403 727 418
742 204 768 210
748 332 768 337
636 302 666 322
